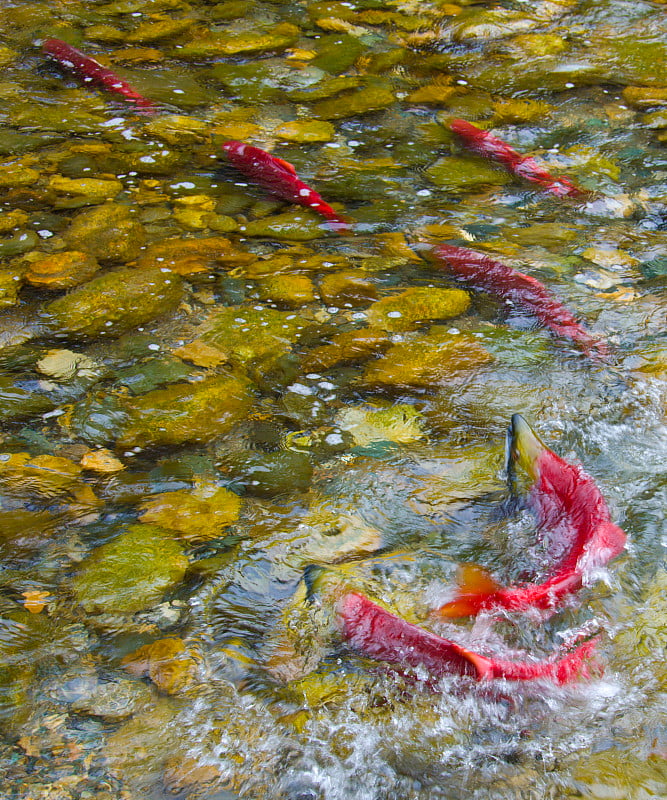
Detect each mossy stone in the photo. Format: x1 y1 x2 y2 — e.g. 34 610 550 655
310 34 366 73
24 250 100 290
425 156 512 192
366 287 470 332
0 375 56 422
114 372 252 450
175 23 298 58
241 210 328 241
139 484 242 542
72 524 188 614
63 204 146 262
43 268 184 339
198 306 308 367
0 270 22 308
312 86 395 120
257 275 316 307
274 120 336 143
360 329 492 390
217 449 313 497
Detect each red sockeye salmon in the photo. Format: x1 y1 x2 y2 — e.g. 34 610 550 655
450 118 585 198
42 38 155 111
338 591 597 684
220 141 350 230
430 243 608 358
435 414 627 619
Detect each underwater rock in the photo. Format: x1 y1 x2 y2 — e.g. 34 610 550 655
366 287 470 332
335 402 425 447
240 210 330 241
35 349 102 383
312 85 395 120
115 372 252 450
301 327 391 371
274 120 336 143
80 448 125 474
126 18 194 43
425 155 512 192
72 524 188 614
134 235 255 275
360 328 493 390
24 250 100 290
0 270 22 308
62 203 146 262
138 483 242 542
0 375 57 422
216 449 314 497
172 339 228 369
121 637 199 695
47 175 123 208
142 114 209 146
318 270 378 307
175 22 299 57
0 452 99 507
196 306 308 367
69 676 154 721
257 274 316 307
43 267 183 339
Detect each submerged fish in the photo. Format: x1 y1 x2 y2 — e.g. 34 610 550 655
429 243 608 358
435 414 627 619
338 590 597 684
220 141 350 230
42 38 155 111
450 118 584 198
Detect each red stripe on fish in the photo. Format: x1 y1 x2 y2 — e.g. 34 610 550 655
449 118 585 198
220 141 350 230
430 243 608 358
42 38 155 111
435 414 626 619
338 591 597 684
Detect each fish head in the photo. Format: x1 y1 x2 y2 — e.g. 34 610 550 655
220 140 246 160
506 413 547 494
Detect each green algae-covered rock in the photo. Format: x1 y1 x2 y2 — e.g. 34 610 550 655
197 306 308 367
274 120 336 143
24 250 100 290
43 268 184 339
216 449 313 497
240 210 329 241
301 327 391 372
143 114 209 146
366 287 470 332
134 235 254 275
62 203 146 262
139 483 242 542
0 375 57 422
318 271 378 307
425 156 512 192
0 269 22 308
72 524 188 614
312 85 395 120
257 274 316 307
310 33 366 73
181 23 298 57
360 329 493 390
116 372 253 450
48 175 123 209
425 377 548 440
287 76 360 103
568 750 667 800
126 18 194 43
335 403 424 447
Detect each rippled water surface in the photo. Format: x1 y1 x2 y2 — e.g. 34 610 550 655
0 0 665 798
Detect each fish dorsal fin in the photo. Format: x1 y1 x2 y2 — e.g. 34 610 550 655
458 563 503 596
435 564 504 619
273 156 297 175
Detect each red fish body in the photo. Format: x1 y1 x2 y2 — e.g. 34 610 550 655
436 414 626 619
42 38 155 111
449 118 584 198
220 141 349 230
430 243 608 358
338 591 596 684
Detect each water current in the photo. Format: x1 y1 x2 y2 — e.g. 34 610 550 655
0 0 665 798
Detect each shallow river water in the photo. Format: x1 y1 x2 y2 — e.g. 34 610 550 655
0 0 665 798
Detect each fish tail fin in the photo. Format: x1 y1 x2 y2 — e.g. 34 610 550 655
506 413 546 495
434 564 505 618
